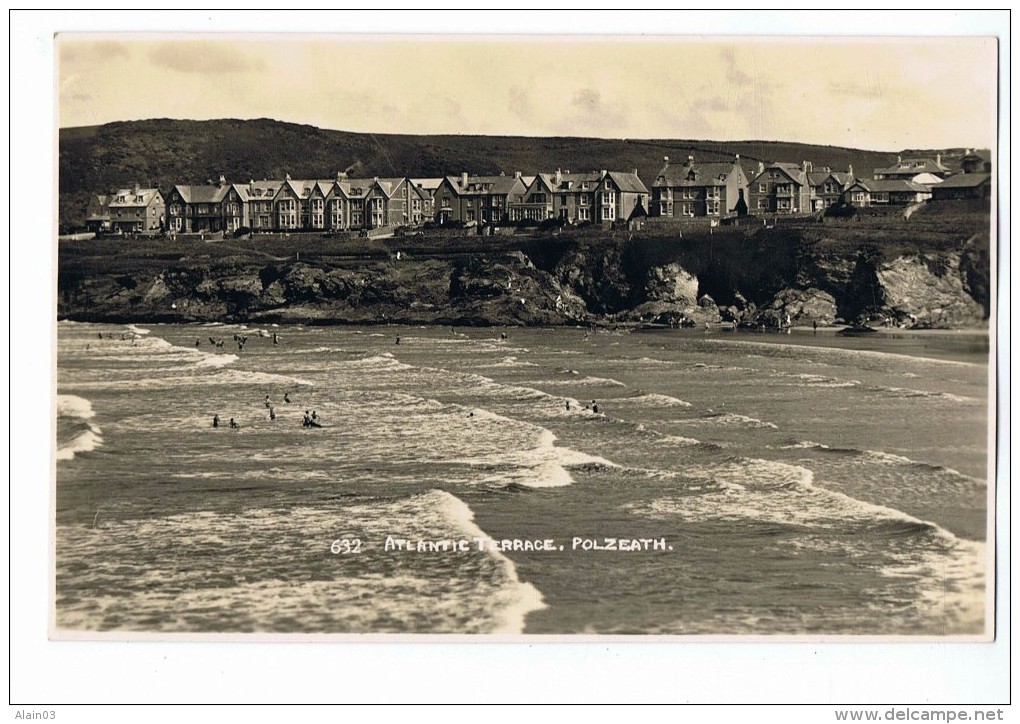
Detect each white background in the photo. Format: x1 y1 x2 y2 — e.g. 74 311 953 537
7 9 1011 717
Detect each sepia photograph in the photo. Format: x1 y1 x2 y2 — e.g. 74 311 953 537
11 9 1010 712
52 31 999 639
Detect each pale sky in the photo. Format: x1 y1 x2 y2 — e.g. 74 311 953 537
59 34 998 151
55 34 995 151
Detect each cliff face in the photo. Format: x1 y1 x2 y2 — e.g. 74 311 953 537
57 232 991 329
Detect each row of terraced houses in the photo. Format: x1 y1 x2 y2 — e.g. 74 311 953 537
85 150 991 234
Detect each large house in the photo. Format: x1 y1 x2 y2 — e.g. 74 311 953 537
505 169 648 224
93 185 164 233
433 173 529 225
650 155 749 218
873 155 951 182
842 179 932 206
807 166 855 210
748 162 813 214
508 169 648 225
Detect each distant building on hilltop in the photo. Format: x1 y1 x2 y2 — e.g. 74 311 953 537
958 149 992 175
650 155 749 219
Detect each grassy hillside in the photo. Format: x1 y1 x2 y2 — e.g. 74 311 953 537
58 117 958 229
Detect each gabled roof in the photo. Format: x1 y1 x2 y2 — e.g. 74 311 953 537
655 160 741 188
107 187 162 207
169 185 228 204
410 178 444 192
535 171 602 193
934 173 991 189
960 150 991 164
849 179 930 193
444 174 526 196
604 171 649 194
750 163 808 186
874 157 950 176
807 171 853 188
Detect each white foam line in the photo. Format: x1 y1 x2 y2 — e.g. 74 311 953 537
432 490 547 633
700 337 985 368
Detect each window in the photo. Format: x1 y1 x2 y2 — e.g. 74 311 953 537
757 198 767 209
581 182 590 190
135 195 144 203
577 207 590 221
682 189 695 200
758 183 767 193
707 200 721 215
681 203 694 217
579 195 588 206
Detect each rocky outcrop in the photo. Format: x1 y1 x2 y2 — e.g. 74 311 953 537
57 231 991 329
872 253 986 328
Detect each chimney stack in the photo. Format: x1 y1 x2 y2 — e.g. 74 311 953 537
600 170 608 179
936 153 942 166
663 155 670 163
757 161 765 175
461 172 469 188
514 171 522 179
897 156 902 164
218 174 226 187
686 155 694 166
554 168 562 185
133 182 140 194
285 173 291 181
848 164 854 178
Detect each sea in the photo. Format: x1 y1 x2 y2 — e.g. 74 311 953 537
54 321 992 636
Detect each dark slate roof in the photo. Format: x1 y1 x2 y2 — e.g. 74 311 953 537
172 184 227 204
807 171 854 187
605 171 649 194
874 157 950 176
850 179 930 193
446 175 526 196
934 173 991 189
654 161 739 188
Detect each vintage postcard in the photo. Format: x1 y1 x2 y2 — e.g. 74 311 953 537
52 31 998 643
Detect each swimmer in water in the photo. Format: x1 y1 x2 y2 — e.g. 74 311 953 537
269 407 276 420
213 414 220 428
229 418 239 429
591 400 600 414
395 335 401 345
284 392 291 403
303 411 311 426
565 400 571 411
265 395 271 408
